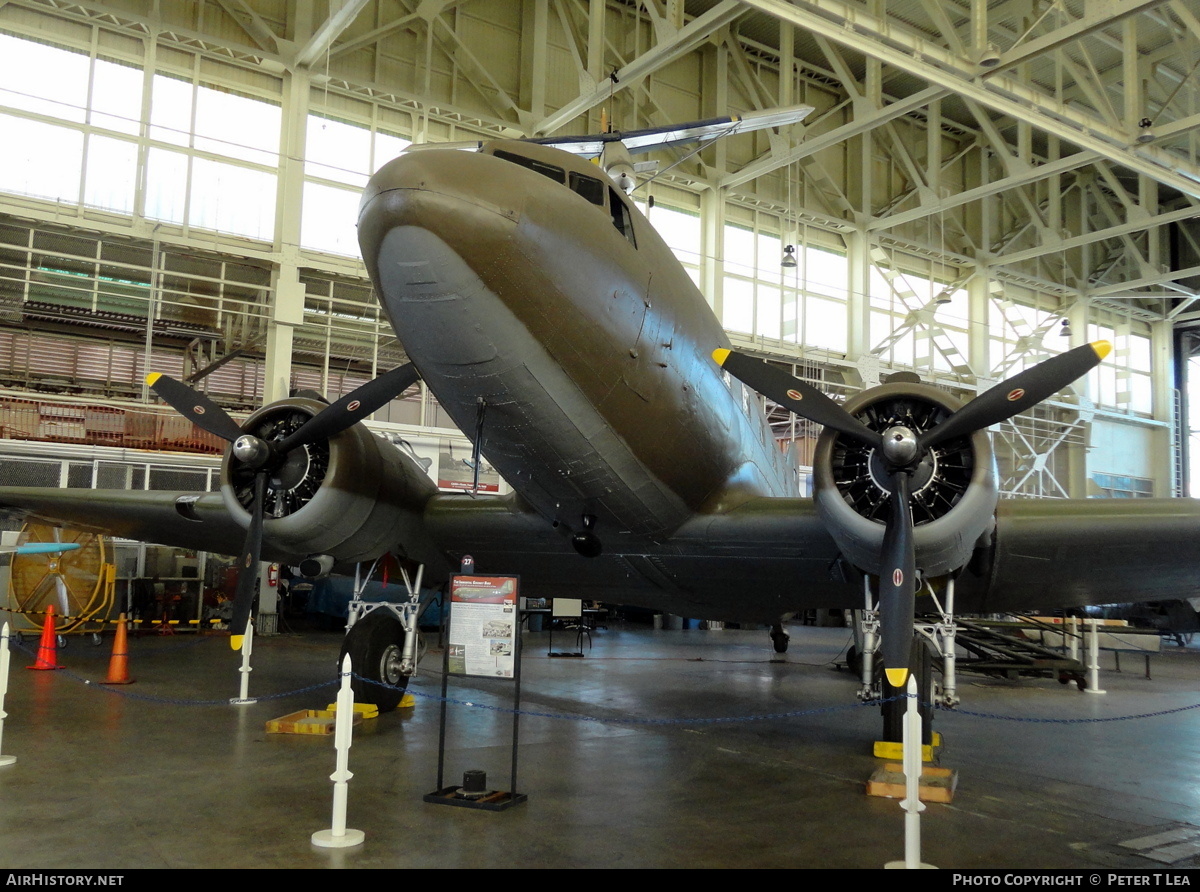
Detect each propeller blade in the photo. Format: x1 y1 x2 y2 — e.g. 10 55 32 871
229 471 266 651
146 373 244 442
879 470 916 690
713 349 882 448
276 363 420 453
919 341 1110 450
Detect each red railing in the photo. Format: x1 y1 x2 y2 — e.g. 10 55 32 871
0 397 225 455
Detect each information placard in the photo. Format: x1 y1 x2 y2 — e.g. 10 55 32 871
447 575 519 678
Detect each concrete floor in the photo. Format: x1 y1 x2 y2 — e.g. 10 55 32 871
1 619 1199 869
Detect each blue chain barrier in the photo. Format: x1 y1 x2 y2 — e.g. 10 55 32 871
7 635 1200 726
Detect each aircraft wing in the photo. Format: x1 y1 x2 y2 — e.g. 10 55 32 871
0 487 263 560
979 498 1200 612
1 484 1197 624
421 492 1200 620
531 104 815 157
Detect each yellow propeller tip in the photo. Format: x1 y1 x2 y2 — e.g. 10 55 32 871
230 635 243 651
145 372 161 386
1092 340 1112 360
712 348 731 367
884 667 910 689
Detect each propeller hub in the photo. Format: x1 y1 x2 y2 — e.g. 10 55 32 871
233 435 272 468
881 425 920 466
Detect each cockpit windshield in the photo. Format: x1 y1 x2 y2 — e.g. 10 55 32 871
494 149 564 184
489 144 637 248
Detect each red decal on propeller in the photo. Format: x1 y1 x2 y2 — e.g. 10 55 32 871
347 400 361 412
893 569 903 586
1007 388 1026 401
194 406 205 415
785 389 803 401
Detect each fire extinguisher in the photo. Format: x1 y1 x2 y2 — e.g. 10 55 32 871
267 563 280 587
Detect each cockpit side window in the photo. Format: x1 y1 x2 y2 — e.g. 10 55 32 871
568 171 606 206
609 187 637 247
493 149 565 184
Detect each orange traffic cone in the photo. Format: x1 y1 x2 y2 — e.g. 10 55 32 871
27 605 61 671
101 614 135 685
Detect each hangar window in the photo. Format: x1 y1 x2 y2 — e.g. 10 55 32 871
716 215 849 354
149 74 280 166
647 203 700 287
300 114 410 256
0 33 89 124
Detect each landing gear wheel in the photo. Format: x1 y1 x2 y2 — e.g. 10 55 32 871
770 623 790 654
340 611 408 712
847 645 862 676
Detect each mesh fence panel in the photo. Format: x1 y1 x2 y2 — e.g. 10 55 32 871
0 458 60 486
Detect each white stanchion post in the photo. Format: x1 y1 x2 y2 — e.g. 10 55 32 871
886 676 935 869
312 655 364 848
1068 616 1080 662
0 623 16 766
1085 618 1106 695
230 618 257 705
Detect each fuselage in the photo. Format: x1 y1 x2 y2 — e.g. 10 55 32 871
358 140 792 545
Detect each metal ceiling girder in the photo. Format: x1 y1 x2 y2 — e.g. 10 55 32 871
213 0 279 53
1091 262 1200 297
534 0 745 135
980 0 1169 75
736 0 1200 200
296 0 373 68
870 153 1099 232
1000 203 1200 265
721 86 943 189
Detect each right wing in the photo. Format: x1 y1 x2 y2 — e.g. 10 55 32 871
0 488 272 561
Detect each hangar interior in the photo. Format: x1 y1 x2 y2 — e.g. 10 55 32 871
0 0 1193 501
0 0 1199 871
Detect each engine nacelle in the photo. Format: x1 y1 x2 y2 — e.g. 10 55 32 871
812 382 998 577
220 398 442 567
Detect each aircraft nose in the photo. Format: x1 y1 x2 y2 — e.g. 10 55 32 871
358 150 520 261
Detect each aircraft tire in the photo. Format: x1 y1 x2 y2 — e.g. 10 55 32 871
847 645 861 676
770 624 790 653
340 610 409 712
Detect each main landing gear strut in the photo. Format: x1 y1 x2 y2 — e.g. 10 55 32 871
853 575 959 742
340 560 427 712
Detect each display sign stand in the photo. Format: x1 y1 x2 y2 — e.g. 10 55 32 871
424 571 527 812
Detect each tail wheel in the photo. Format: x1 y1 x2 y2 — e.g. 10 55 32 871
339 610 408 712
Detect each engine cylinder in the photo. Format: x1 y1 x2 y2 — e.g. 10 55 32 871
812 382 998 577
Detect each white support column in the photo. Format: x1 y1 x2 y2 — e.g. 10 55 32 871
966 270 991 378
701 188 725 316
1151 317 1176 492
846 229 871 365
264 67 311 404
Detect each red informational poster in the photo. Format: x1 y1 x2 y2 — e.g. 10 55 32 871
448 575 519 678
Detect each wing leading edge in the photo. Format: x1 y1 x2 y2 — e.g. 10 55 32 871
2 486 1198 623
0 488 262 562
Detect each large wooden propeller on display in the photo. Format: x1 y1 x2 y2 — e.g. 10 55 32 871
146 364 420 649
714 341 1111 689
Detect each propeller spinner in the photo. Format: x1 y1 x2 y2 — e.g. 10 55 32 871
147 363 420 649
714 341 1110 688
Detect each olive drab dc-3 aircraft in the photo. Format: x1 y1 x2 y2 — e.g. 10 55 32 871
2 104 1200 705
